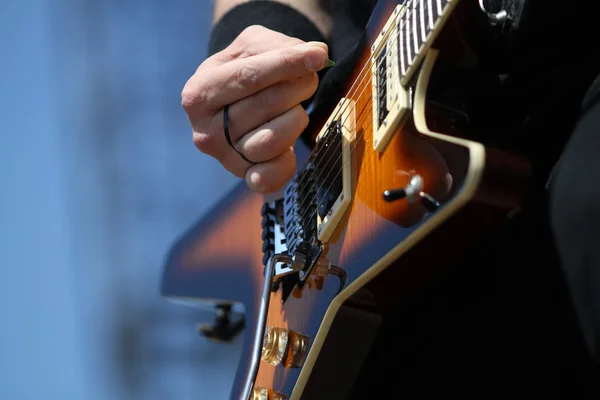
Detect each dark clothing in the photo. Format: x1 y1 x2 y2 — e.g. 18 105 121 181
209 0 600 396
209 1 328 56
551 75 600 371
209 0 377 60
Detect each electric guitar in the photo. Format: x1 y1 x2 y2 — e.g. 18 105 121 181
161 0 531 398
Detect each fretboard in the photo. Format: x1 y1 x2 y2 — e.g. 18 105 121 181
399 0 451 82
372 0 456 145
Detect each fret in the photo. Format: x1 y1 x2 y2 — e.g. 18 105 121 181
431 0 442 26
399 11 407 76
404 3 412 76
427 0 434 30
412 0 419 56
396 0 451 82
422 0 432 39
425 1 433 33
386 26 400 109
420 0 427 43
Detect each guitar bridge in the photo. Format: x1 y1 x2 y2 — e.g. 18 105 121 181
260 99 355 302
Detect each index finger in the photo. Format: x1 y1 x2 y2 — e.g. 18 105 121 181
187 42 328 111
211 25 305 64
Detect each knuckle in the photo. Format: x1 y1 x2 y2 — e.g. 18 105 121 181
196 113 227 156
192 131 217 155
229 26 263 58
227 45 248 60
258 128 277 148
241 25 265 38
180 91 196 112
181 82 208 112
236 63 260 89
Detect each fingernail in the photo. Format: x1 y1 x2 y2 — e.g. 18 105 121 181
305 51 327 71
325 59 335 68
247 171 264 192
303 41 328 51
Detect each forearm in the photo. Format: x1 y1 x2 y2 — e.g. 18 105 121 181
213 0 332 38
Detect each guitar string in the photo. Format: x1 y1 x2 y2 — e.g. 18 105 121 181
292 67 370 217
301 0 424 190
294 89 372 216
299 95 374 226
292 0 416 194
294 0 423 226
294 0 422 225
294 0 423 207
289 0 415 220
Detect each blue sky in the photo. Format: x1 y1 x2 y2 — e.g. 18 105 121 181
0 1 242 398
1 1 89 397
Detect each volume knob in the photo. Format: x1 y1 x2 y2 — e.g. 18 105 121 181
252 387 287 400
261 326 310 368
261 326 288 366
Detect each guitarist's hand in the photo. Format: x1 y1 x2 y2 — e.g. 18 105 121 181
181 26 330 193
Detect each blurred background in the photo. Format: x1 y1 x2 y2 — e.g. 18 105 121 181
1 0 244 398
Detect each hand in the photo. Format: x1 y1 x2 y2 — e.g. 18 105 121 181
182 25 330 193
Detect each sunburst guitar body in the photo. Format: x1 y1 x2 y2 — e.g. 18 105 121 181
161 0 532 399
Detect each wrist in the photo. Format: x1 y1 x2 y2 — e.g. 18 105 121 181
209 1 329 56
213 0 331 38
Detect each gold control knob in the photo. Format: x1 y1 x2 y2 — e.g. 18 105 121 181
286 330 310 368
261 326 288 366
252 387 269 400
252 387 287 400
261 326 310 368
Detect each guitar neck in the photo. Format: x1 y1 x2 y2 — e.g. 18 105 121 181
398 0 453 83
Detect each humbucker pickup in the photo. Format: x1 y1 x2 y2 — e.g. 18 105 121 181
371 5 410 153
264 98 355 301
314 98 355 243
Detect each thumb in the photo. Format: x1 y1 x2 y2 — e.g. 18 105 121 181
296 41 330 72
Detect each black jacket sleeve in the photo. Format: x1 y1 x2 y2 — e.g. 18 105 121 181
208 1 327 56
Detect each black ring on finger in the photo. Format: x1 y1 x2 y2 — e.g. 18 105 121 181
223 104 257 165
